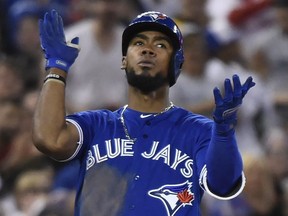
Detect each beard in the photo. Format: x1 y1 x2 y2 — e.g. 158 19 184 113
125 67 169 94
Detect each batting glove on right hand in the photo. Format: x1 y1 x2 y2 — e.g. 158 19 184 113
39 9 80 73
213 74 255 130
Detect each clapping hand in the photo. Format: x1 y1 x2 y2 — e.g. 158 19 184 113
213 74 255 127
39 9 80 72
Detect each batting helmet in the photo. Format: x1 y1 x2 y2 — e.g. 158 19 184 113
122 11 184 86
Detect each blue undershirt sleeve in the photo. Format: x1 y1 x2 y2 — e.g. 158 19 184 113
204 123 243 196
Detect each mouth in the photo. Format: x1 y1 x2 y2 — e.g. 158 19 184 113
138 60 155 68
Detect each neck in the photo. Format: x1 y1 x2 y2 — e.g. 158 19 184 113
127 85 170 113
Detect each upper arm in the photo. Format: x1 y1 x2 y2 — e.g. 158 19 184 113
33 120 80 161
55 119 84 162
54 121 81 161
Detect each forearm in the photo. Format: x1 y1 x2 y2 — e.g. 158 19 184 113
33 68 74 159
204 75 254 196
205 123 243 196
33 10 80 160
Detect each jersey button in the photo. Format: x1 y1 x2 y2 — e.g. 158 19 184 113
143 134 148 139
134 175 140 181
146 121 151 125
129 204 135 210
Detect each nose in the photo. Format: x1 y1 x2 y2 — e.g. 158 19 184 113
141 46 156 56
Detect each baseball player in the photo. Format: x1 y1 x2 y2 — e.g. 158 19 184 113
33 10 255 216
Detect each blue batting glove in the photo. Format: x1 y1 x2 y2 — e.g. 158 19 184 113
39 10 80 72
213 74 255 128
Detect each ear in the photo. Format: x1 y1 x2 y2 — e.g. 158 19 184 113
121 57 127 70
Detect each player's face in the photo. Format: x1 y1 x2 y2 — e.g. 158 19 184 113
122 31 173 93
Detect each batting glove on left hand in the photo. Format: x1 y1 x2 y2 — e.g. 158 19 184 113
39 9 80 73
213 74 255 129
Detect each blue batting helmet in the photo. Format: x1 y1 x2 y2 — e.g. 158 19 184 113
122 11 184 86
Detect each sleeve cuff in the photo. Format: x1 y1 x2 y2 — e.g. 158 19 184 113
55 118 84 162
199 165 246 200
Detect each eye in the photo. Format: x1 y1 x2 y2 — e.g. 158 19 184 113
156 43 167 48
134 40 144 46
162 189 173 195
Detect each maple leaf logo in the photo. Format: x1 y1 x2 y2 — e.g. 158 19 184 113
148 181 194 216
177 188 194 204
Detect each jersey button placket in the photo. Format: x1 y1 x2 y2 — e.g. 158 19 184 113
127 175 140 213
142 120 151 139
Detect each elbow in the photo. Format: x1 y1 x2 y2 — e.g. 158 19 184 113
32 130 67 160
32 130 54 156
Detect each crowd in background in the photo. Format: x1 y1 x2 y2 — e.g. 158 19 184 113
0 0 288 215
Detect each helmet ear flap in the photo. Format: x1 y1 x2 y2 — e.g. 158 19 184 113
169 49 184 86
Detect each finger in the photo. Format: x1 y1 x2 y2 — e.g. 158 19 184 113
43 12 53 37
232 74 242 98
67 37 80 50
213 87 223 106
57 13 66 41
242 76 256 96
51 10 60 37
51 9 58 26
39 19 49 39
51 9 65 41
70 37 79 45
224 78 233 103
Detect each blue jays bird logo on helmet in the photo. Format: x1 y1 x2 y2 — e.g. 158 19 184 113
142 12 167 22
148 181 194 216
122 11 184 86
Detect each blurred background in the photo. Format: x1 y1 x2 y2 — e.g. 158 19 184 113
0 0 288 215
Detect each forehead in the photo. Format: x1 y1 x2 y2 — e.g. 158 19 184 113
131 31 172 42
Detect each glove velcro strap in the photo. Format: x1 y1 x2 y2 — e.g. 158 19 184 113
46 58 70 72
222 105 240 118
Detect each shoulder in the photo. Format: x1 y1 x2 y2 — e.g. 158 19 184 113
66 108 121 124
66 109 122 141
172 107 213 127
169 108 213 142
